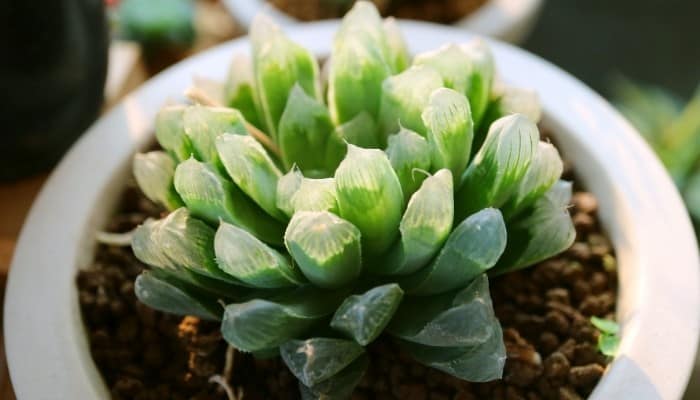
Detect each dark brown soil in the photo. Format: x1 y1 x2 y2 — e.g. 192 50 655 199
269 0 488 24
79 180 616 400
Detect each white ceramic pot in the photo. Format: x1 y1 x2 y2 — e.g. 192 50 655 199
5 21 699 400
223 0 544 44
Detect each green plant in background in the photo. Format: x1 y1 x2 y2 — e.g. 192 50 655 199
590 316 620 357
131 2 575 397
117 0 195 53
613 79 700 225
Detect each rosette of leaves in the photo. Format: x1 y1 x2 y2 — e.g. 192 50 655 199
130 2 575 398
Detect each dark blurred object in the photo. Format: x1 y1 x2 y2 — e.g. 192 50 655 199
116 0 195 72
524 0 700 99
269 0 486 24
0 0 108 180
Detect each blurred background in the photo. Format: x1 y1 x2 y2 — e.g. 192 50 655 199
0 0 698 398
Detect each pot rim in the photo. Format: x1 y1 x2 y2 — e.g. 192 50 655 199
5 20 698 400
221 0 544 43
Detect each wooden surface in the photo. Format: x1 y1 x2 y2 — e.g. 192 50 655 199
0 4 241 398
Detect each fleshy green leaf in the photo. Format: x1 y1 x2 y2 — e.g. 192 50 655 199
598 333 620 357
331 284 404 345
221 286 346 352
492 182 575 274
496 86 542 124
379 169 454 275
224 53 263 129
214 221 305 288
292 177 339 214
385 127 431 199
278 85 346 176
502 141 563 219
378 65 444 141
173 158 284 245
400 208 506 295
335 144 404 256
390 274 495 347
299 355 369 400
398 319 505 382
285 211 362 288
591 316 620 335
280 338 364 387
155 105 192 161
335 111 380 149
459 39 494 127
413 43 472 94
383 17 409 73
251 15 321 140
132 218 178 271
133 151 183 210
422 87 474 182
135 270 221 320
455 114 539 220
216 133 286 221
183 105 248 165
277 167 304 217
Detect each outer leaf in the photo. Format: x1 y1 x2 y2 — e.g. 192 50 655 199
379 169 454 275
455 114 539 220
502 141 563 219
224 53 263 128
422 87 474 182
133 151 183 210
399 319 505 382
132 218 178 271
285 211 362 288
215 222 305 288
135 270 221 320
183 105 247 165
292 178 339 214
385 128 431 199
251 15 321 139
277 167 304 217
335 111 380 149
174 158 284 245
390 274 495 347
400 208 506 295
335 144 404 256
492 182 576 274
299 355 369 400
280 338 364 387
216 133 286 221
155 105 192 161
330 284 404 345
460 39 495 127
378 66 444 141
278 85 346 176
221 286 346 352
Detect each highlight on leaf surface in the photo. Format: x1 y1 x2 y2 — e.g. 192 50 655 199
224 53 263 129
133 151 183 210
335 144 404 256
284 211 362 288
385 127 431 200
155 105 192 161
182 105 248 165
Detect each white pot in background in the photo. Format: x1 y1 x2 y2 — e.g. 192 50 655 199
5 21 698 400
223 0 544 44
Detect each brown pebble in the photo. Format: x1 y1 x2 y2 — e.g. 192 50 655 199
543 352 570 381
569 364 605 388
545 311 570 335
539 332 560 355
572 192 598 214
545 288 570 305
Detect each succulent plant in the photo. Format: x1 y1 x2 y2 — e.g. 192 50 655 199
130 2 575 397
